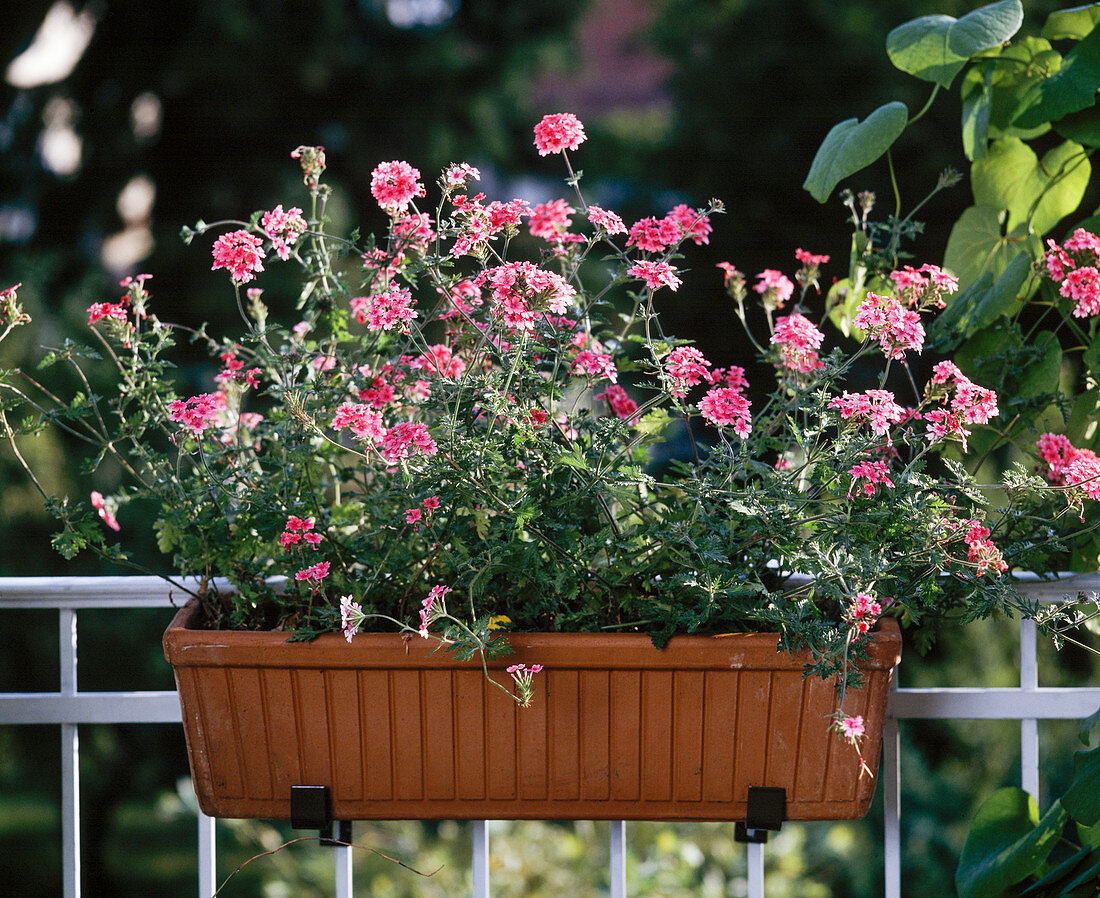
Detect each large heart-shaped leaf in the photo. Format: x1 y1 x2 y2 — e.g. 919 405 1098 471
1043 3 1100 41
803 102 909 203
1015 24 1100 128
985 37 1061 139
944 205 1028 290
1018 331 1063 399
1056 104 1100 145
973 137 1090 234
1064 743 1100 825
956 789 1066 898
962 66 994 160
887 0 1024 89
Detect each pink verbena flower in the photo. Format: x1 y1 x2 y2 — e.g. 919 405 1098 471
533 113 586 156
331 402 386 445
626 216 681 253
848 460 895 497
339 596 362 643
1060 266 1100 317
698 386 752 437
506 662 545 707
380 422 437 462
663 346 712 397
848 592 883 635
1065 228 1100 257
528 198 575 241
794 248 830 291
211 230 266 283
571 349 617 382
352 284 418 331
587 205 627 235
829 390 906 437
479 261 577 329
840 715 865 740
88 299 129 326
419 584 451 637
960 520 1008 576
261 205 307 260
291 145 326 190
1037 432 1076 481
595 384 638 420
371 160 425 213
853 292 925 359
1043 239 1074 282
295 560 330 586
771 313 825 373
754 269 794 308
169 393 223 437
444 163 481 187
627 260 681 292
665 204 712 245
90 491 120 532
411 344 466 379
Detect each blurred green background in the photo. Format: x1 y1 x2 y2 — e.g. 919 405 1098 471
0 0 1095 895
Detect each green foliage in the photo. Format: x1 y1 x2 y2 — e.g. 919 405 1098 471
802 102 909 203
957 707 1100 897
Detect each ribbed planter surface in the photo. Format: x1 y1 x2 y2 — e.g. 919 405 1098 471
164 598 901 821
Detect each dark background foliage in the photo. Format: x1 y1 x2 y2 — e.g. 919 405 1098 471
0 0 1092 894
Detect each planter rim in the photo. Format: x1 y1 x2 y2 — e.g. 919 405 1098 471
163 596 902 671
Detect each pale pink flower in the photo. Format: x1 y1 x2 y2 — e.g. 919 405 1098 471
697 386 752 437
840 716 865 740
352 285 418 331
211 230 266 283
528 198 575 241
444 163 481 187
371 160 425 212
339 595 362 643
533 113 586 155
1065 228 1100 257
1042 239 1074 282
90 491 120 532
627 260 681 292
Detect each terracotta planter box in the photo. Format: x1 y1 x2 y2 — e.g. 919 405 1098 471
164 597 901 822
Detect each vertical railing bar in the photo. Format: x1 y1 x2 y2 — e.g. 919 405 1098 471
1020 617 1040 802
198 811 216 898
60 608 80 898
472 819 489 898
334 825 353 898
883 716 901 898
746 841 765 898
609 820 626 898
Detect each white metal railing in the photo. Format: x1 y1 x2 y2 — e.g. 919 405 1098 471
2 574 1099 898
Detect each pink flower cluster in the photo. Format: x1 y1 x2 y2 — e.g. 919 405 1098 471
261 205 307 260
211 230 266 283
829 389 907 437
291 145 325 190
587 205 627 235
404 495 440 528
663 346 712 397
351 284 418 332
794 248 830 290
528 198 577 243
370 160 425 213
847 459 895 497
280 515 322 550
848 591 883 634
533 113 586 156
771 313 825 373
169 393 224 437
1037 433 1100 500
595 384 638 420
698 386 751 438
1041 229 1100 318
627 260 681 292
961 520 1007 576
626 206 711 255
90 490 120 532
888 264 958 309
88 299 129 327
571 349 617 383
853 292 925 360
754 270 794 308
477 261 576 331
295 559 331 587
419 584 451 637
332 402 387 444
506 662 545 707
380 421 437 463
924 362 999 451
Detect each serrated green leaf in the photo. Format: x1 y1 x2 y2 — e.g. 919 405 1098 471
1018 331 1063 399
956 789 1066 898
1064 743 1100 825
1043 4 1100 41
1015 24 1100 128
803 101 909 203
887 0 1024 89
634 408 674 437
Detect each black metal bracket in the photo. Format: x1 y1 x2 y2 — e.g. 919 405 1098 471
734 786 786 844
290 785 352 847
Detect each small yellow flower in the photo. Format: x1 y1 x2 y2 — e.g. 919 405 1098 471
488 614 511 631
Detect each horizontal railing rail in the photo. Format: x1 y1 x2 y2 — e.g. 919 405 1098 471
2 574 1098 898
